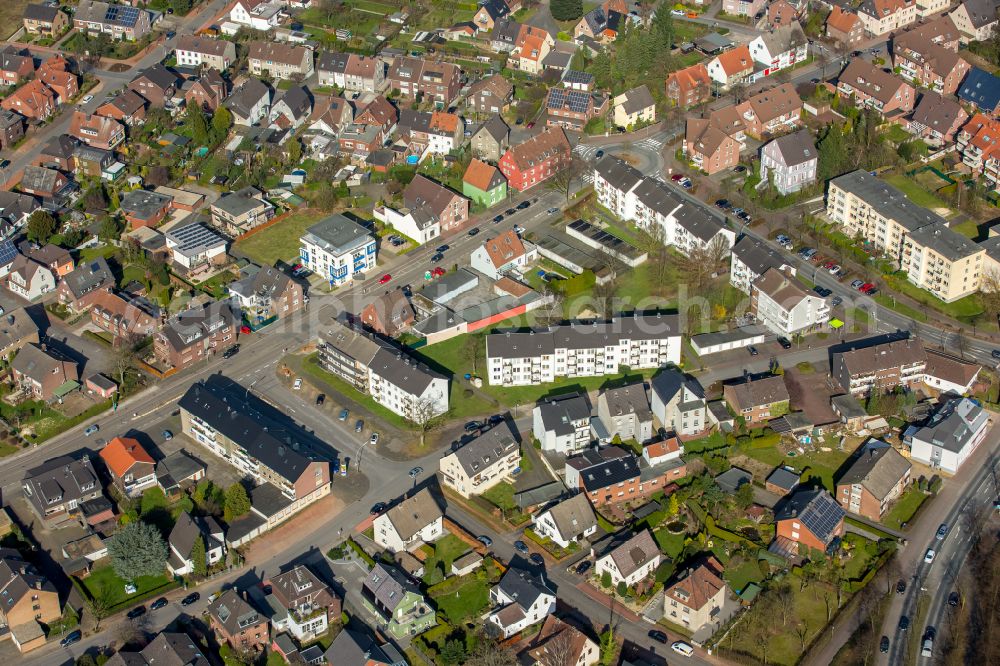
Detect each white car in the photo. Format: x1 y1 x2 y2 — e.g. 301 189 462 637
671 9 686 15
370 432 379 445
293 378 302 390
828 264 841 274
671 641 694 657
80 94 94 105
924 548 936 564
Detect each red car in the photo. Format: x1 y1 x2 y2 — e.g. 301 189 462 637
431 266 446 278
670 173 685 182
526 121 535 128
860 282 875 292
822 261 836 269
378 274 392 285
240 325 251 335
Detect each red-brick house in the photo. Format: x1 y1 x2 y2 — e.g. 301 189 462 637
774 488 845 554
826 6 864 47
90 290 159 340
355 95 399 131
18 165 67 198
893 21 970 95
208 589 270 654
566 447 687 508
835 441 911 521
360 289 415 337
57 256 115 312
185 69 228 112
837 58 915 116
499 127 571 192
95 89 147 126
36 55 77 103
736 83 802 139
0 49 35 87
685 117 741 175
69 111 125 151
403 174 470 233
666 63 712 109
1 79 56 121
21 242 73 277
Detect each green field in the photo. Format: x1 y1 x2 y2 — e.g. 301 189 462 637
882 487 927 530
743 443 850 493
233 210 326 266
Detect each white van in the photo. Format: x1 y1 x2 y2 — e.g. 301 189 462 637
671 642 694 657
921 637 933 658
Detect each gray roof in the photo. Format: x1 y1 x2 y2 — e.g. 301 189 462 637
600 383 651 420
155 449 205 488
487 313 681 360
725 374 789 410
690 324 768 350
715 467 752 493
541 493 596 539
301 213 374 255
383 488 442 541
12 342 73 380
120 189 171 220
757 21 806 55
22 454 98 514
363 562 419 614
651 368 704 404
62 256 114 299
317 51 350 74
76 1 148 29
207 589 265 637
906 222 983 262
732 235 788 277
832 393 867 420
139 632 210 666
602 529 660 578
159 300 237 352
830 170 949 233
225 78 270 119
20 166 63 194
911 91 965 133
228 265 292 301
618 85 656 116
911 397 988 454
594 154 643 192
368 346 445 397
495 567 553 611
0 191 39 222
766 129 815 167
166 222 227 259
274 85 311 121
631 176 730 243
24 3 62 21
168 512 207 565
960 0 1000 29
837 440 910 500
536 392 591 435
0 308 39 352
451 421 519 477
765 466 800 492
212 186 271 218
475 114 510 144
695 31 735 50
325 628 405 666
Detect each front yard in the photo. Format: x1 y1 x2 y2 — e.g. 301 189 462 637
882 487 927 530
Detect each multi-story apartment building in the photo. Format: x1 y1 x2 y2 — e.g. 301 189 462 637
908 91 968 146
179 376 332 503
957 112 1000 189
499 127 571 191
831 336 927 396
857 0 918 37
906 397 989 473
892 18 970 95
566 447 686 508
596 384 653 443
387 57 461 107
837 59 915 115
299 214 378 287
750 268 830 336
265 565 341 642
210 186 275 235
440 422 521 498
666 63 712 108
827 170 983 301
729 234 793 293
651 370 707 437
174 35 236 70
154 300 238 371
532 392 592 454
228 265 304 324
485 313 681 387
247 41 313 81
759 129 817 194
836 440 912 521
318 319 449 421
748 22 808 76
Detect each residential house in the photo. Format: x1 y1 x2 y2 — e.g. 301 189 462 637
499 127 571 191
338 122 386 162
207 589 269 654
397 110 463 156
165 222 229 272
490 18 523 52
922 348 981 395
154 300 239 371
174 35 237 70
0 308 40 358
959 66 1000 113
373 487 444 553
666 63 712 108
644 438 684 467
21 454 101 526
470 229 537 280
56 256 114 312
360 289 414 337
0 110 24 150
324 629 407 666
211 187 275 235
17 165 67 199
526 616 600 666
228 265 304 324
685 117 741 175
893 20 970 95
36 55 77 104
723 0 767 16
950 0 1000 42
707 44 753 90
532 493 598 548
94 89 147 126
826 6 865 46
247 41 313 81
299 214 378 286
774 488 846 553
116 632 211 666
316 52 385 93
120 189 172 229
166 510 225 576
767 0 800 28
269 85 312 130
723 374 789 425
98 436 156 498
596 384 653 443
750 267 830 336
377 205 440 245
857 0 918 37
1 80 55 121
595 529 661 587
387 57 462 106
0 49 34 87
89 290 158 340
6 256 55 300
22 4 69 37
471 114 510 162
127 64 179 108
156 449 208 495
612 85 655 129
831 336 927 395
532 392 592 454
178 375 333 504
440 421 521 498
651 369 707 437
837 59 916 116
229 0 284 31
836 440 912 520
186 69 229 112
403 175 469 233
574 6 623 43
511 24 555 75
467 74 514 115
738 82 803 139
908 92 968 146
486 313 682 387
567 447 685 507
308 94 353 137
11 343 77 400
361 563 436 639
905 397 989 472
488 568 557 638
748 21 808 75
74 0 152 41
0 191 39 230
662 560 728 634
265 565 341 642
463 159 507 207
0 551 60 653
759 129 816 194
826 170 984 302
474 0 512 32
225 78 271 126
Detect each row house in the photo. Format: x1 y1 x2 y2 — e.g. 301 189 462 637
69 111 124 151
179 376 332 503
127 64 179 108
90 290 159 340
908 91 968 146
1 79 55 121
892 18 970 94
22 4 69 37
397 110 463 156
499 127 571 192
36 55 78 104
18 165 67 200
467 74 514 115
485 313 682 387
174 35 237 71
186 70 229 112
225 78 271 126
74 0 152 41
248 41 313 81
12 343 76 400
387 57 461 107
154 300 239 371
857 0 918 37
316 52 385 93
404 174 469 234
0 48 35 87
566 447 686 508
707 44 754 90
837 58 915 117
95 89 147 126
666 63 712 109
748 22 808 79
826 6 865 47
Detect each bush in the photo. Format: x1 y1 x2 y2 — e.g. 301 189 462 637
616 581 627 597
601 571 612 588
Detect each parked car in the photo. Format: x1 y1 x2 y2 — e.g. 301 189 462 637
899 615 910 630
671 173 685 182
924 548 936 563
851 279 865 290
748 345 759 356
649 630 668 644
223 344 240 359
828 264 842 274
671 642 694 657
477 535 493 547
162 430 173 440
339 409 349 421
409 466 423 477
880 636 890 653
831 296 843 307
181 592 200 607
517 201 530 210
370 433 379 445
992 349 1000 360
777 337 792 349
370 502 387 514
936 523 948 540
715 199 730 209
435 245 449 253
529 553 544 565
84 425 99 436
150 597 168 611
431 252 444 262
355 419 364 432
575 560 591 575
293 378 302 390
432 266 446 278
492 214 504 223
61 630 82 647
547 207 560 214
514 540 529 554
127 606 146 619
468 228 480 237
948 591 960 607
316 394 325 406
378 274 392 284
465 421 482 432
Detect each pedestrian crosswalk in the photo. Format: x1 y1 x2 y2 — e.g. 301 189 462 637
636 136 664 151
574 144 600 159
580 171 594 184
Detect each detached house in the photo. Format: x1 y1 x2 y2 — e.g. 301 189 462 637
120 189 173 229
12 343 77 400
532 392 592 454
595 529 661 587
471 114 510 162
6 256 55 301
532 493 597 548
269 85 312 130
467 74 514 115
265 565 341 642
21 454 101 527
760 129 817 194
248 41 313 81
211 186 275 234
360 289 414 337
0 49 35 87
362 563 436 639
526 616 600 666
737 83 803 139
154 300 238 371
207 589 269 655
685 117 741 175
57 256 114 312
488 568 556 638
225 78 271 126
612 85 656 129
826 6 865 47
663 559 728 635
95 89 147 126
440 421 521 498
666 63 712 109
69 111 125 151
499 127 571 191
127 64 179 108
750 267 829 336
857 0 918 37
905 397 989 473
510 25 554 75
723 374 789 425
748 21 808 76
574 6 623 43
836 440 912 521
950 0 1000 43
99 436 157 498
774 488 846 554
837 58 915 116
707 45 753 90
373 488 444 553
0 551 60 653
228 265 304 323
166 511 225 576
470 229 537 279
474 0 511 32
651 369 707 437
596 384 653 443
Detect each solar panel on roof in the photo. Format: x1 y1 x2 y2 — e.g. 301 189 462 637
0 241 17 267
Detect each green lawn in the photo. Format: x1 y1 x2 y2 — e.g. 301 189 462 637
481 482 516 511
653 529 686 558
429 578 490 623
743 443 850 493
77 245 118 262
724 559 766 594
882 487 927 530
874 294 928 322
300 353 412 430
881 272 985 322
76 565 178 613
727 582 836 666
233 209 327 266
884 175 952 213
195 270 238 300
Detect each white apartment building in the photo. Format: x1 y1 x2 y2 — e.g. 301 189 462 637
485 314 682 387
300 213 378 286
375 205 441 245
440 422 521 498
730 234 794 294
174 35 236 70
750 268 830 336
230 0 284 31
532 392 592 454
905 397 990 473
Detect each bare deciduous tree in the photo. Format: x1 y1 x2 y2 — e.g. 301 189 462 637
546 155 587 203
